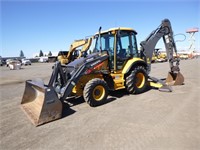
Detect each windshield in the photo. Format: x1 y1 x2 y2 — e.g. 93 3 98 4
117 31 138 57
94 32 115 53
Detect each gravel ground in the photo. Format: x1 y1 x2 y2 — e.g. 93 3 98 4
0 59 199 150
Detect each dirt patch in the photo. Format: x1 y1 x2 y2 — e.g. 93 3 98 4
0 60 200 150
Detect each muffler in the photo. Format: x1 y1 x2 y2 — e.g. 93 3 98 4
166 71 184 85
21 79 62 126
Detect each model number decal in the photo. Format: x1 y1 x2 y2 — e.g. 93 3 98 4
90 60 101 67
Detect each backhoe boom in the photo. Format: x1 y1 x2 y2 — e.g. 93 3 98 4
140 19 184 85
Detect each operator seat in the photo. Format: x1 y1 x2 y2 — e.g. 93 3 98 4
118 49 126 58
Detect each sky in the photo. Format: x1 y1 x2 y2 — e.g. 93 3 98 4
1 0 200 58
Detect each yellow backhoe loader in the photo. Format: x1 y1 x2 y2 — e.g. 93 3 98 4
57 37 92 64
21 19 184 126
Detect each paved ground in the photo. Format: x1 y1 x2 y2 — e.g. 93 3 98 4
0 59 200 150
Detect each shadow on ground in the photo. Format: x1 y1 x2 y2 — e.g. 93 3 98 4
61 85 156 118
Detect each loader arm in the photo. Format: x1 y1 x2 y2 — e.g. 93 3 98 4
49 52 109 102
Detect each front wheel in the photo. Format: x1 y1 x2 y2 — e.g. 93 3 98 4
83 78 109 107
126 66 148 94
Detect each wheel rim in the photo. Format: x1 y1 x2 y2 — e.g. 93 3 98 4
92 85 105 101
136 73 145 88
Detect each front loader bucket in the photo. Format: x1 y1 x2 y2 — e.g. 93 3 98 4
21 79 62 126
166 72 184 86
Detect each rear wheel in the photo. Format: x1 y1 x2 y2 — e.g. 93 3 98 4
83 78 109 107
126 66 148 94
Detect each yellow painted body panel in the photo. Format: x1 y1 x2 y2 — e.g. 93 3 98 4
122 58 145 74
110 73 125 90
110 58 145 90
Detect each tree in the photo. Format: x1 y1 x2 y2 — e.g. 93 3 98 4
48 51 52 56
20 50 25 57
39 50 44 57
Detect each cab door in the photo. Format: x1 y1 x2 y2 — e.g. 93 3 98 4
115 30 139 71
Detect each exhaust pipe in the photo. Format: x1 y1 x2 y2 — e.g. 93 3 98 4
21 79 62 126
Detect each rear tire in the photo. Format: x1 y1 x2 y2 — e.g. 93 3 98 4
83 78 109 107
126 66 148 94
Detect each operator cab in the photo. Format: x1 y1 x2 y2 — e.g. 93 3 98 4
94 27 138 71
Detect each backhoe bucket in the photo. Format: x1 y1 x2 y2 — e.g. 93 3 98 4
21 79 62 126
166 72 184 86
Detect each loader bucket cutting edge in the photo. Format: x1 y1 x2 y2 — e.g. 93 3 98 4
21 80 62 126
166 72 184 86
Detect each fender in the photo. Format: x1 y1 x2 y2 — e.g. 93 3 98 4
122 58 147 74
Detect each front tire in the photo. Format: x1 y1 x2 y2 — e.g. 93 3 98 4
126 66 148 94
83 78 109 107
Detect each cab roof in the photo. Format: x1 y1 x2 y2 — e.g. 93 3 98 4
95 27 137 35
